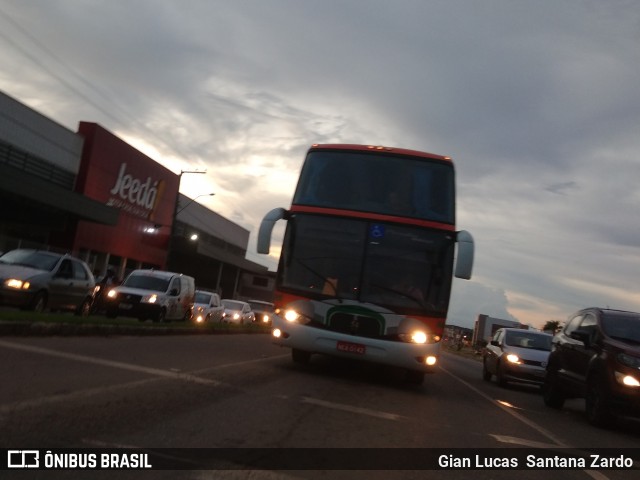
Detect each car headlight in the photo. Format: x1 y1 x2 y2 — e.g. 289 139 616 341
233 313 240 320
618 353 640 369
107 290 117 299
506 354 522 364
142 294 158 304
262 314 270 323
615 371 640 387
5 279 30 289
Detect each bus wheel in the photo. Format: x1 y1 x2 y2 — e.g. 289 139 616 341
291 349 311 364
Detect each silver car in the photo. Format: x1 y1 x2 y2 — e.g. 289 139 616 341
221 299 254 325
0 249 95 315
482 328 552 387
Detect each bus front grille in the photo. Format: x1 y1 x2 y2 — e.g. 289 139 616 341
327 312 383 338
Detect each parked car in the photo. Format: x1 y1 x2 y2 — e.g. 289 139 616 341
0 249 95 315
221 299 254 325
247 299 275 326
193 290 224 323
105 269 195 322
543 308 640 427
483 328 552 387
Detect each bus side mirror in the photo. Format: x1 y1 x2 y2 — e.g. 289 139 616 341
454 230 474 280
257 208 287 254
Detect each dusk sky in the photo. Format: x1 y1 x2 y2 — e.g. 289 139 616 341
1 1 639 329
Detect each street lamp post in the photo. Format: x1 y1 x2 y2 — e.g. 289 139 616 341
176 192 215 215
166 169 207 270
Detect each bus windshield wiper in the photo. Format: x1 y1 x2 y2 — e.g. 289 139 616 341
369 283 427 309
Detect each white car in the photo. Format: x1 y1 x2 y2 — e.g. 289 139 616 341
221 299 254 325
248 299 275 326
193 290 224 323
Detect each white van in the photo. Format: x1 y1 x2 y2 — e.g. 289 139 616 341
105 269 195 322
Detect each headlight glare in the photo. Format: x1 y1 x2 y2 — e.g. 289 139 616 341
6 279 28 289
284 310 300 322
506 354 521 364
143 294 157 304
615 371 640 387
411 331 428 344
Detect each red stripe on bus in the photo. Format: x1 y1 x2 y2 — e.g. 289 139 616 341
289 205 456 231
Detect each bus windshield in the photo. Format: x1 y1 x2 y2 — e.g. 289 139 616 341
279 214 455 316
292 150 455 224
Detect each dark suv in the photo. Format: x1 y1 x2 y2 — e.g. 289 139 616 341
543 308 640 426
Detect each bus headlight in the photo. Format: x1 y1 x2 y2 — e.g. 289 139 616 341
410 331 427 344
399 330 439 344
284 310 300 322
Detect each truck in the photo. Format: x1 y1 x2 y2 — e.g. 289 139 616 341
472 314 527 349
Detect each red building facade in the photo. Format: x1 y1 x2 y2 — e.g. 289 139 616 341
73 122 179 276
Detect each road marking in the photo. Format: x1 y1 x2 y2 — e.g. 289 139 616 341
0 346 287 415
440 365 567 446
0 339 221 386
281 395 403 421
441 365 610 480
0 378 159 415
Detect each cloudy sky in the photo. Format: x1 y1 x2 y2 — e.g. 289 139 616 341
1 0 639 330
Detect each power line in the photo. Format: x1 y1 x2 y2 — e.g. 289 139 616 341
0 7 200 174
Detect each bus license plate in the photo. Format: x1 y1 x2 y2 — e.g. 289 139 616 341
336 341 366 355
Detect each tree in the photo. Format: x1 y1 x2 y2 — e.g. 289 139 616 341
543 320 560 333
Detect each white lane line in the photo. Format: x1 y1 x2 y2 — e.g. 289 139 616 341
440 365 610 480
295 395 403 421
0 339 220 386
440 365 568 446
0 347 287 415
192 354 290 375
0 378 158 415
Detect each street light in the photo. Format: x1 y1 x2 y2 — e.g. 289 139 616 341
166 169 208 269
176 192 215 215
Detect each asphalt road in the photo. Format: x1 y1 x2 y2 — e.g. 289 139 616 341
1 334 639 479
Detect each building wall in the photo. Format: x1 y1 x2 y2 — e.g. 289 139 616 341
0 91 83 174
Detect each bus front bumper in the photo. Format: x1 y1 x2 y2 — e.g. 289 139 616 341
271 317 439 373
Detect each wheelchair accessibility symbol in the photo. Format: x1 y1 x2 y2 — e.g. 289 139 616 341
369 224 385 239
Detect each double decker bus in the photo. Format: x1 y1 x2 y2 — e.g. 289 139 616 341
257 144 474 384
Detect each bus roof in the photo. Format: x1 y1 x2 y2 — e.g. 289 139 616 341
308 144 452 162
